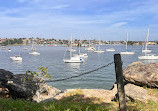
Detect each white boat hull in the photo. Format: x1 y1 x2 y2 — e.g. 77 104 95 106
106 48 115 52
67 49 76 52
85 47 95 51
94 50 104 53
138 54 158 60
142 50 152 53
10 56 22 61
29 51 40 55
63 56 84 63
120 51 135 55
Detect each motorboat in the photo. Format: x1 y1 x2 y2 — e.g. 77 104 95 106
120 32 135 55
1 46 5 50
8 48 11 52
10 55 22 61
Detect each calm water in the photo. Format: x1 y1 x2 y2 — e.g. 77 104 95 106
0 45 158 90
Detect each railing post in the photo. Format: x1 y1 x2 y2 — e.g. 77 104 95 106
114 54 126 111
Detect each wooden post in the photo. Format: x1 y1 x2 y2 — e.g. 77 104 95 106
114 54 126 111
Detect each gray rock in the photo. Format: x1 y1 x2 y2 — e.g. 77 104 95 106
0 69 14 87
0 69 61 101
123 61 158 88
32 84 61 103
125 83 157 102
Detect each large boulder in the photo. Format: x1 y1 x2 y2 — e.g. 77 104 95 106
0 69 61 101
123 61 158 88
125 83 157 102
0 69 14 87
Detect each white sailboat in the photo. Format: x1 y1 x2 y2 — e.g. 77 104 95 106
142 29 152 53
138 28 158 60
63 37 84 63
29 44 40 55
94 38 104 53
106 41 115 52
67 37 76 52
85 39 96 51
120 33 135 55
7 39 11 52
73 40 88 58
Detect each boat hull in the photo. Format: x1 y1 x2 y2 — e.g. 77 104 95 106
63 56 84 63
10 56 22 61
138 55 158 60
29 51 40 55
94 50 104 53
120 51 135 55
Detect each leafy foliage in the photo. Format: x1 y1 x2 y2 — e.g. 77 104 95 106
26 67 52 81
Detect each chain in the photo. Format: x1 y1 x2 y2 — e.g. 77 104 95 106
45 61 114 82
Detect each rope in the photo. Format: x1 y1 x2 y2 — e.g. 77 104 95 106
45 61 114 82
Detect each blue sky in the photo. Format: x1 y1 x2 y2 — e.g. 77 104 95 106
0 0 158 40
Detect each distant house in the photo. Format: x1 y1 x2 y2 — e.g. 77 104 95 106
0 38 7 44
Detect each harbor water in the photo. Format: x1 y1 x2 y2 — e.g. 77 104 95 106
0 45 158 90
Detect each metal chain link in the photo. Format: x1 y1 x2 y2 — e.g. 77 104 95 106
45 61 114 82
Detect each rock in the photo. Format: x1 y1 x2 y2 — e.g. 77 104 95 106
123 61 158 88
125 83 157 102
6 74 42 99
55 84 118 103
32 84 61 103
0 69 62 101
0 69 14 87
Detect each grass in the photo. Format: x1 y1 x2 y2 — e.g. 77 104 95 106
0 88 157 111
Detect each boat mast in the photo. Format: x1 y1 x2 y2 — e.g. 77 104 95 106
70 36 72 58
126 32 128 50
98 38 100 51
145 28 149 56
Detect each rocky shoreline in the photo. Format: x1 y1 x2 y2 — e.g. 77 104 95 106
0 61 158 103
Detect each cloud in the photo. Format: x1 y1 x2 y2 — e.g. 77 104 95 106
52 5 70 9
17 0 41 3
110 22 127 27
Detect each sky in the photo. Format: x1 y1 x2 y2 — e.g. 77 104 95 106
0 0 158 41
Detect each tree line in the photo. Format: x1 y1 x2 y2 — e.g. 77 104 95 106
1 38 23 45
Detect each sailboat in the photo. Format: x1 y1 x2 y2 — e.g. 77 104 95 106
138 28 158 60
73 40 88 58
85 39 96 51
7 39 11 52
63 37 84 63
120 33 135 55
94 38 104 53
67 37 76 52
106 41 115 52
29 43 40 55
142 29 152 53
